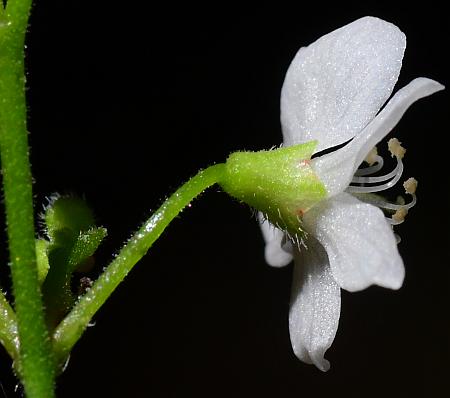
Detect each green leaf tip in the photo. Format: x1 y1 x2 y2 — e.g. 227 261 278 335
218 141 327 235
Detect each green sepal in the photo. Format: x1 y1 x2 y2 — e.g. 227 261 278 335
35 239 50 285
219 141 327 235
68 227 108 273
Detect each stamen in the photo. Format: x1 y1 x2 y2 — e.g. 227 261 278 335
348 138 409 194
386 216 404 226
388 138 406 159
382 193 416 211
347 139 416 239
403 177 418 194
392 207 408 223
354 155 384 176
386 177 418 225
347 157 403 193
365 146 378 166
351 156 401 184
353 191 416 211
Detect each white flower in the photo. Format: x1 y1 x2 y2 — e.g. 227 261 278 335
259 16 444 371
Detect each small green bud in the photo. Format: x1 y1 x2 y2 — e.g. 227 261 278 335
219 141 326 236
44 195 96 241
40 195 107 328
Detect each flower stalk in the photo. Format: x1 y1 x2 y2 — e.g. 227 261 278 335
52 164 226 367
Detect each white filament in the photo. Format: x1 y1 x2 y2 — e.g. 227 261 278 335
351 156 400 184
346 157 403 193
354 155 384 176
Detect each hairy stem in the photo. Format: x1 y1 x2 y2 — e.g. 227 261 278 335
52 164 226 366
0 1 55 396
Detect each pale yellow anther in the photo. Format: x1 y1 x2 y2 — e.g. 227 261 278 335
403 177 418 194
392 207 408 223
387 138 406 159
364 146 378 166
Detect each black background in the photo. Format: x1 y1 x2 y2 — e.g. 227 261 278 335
0 1 449 397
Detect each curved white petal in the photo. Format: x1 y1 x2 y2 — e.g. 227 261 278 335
303 193 404 292
313 77 445 197
281 16 405 151
258 213 293 267
350 77 445 168
289 237 340 371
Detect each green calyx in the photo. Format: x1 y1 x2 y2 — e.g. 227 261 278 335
219 141 327 236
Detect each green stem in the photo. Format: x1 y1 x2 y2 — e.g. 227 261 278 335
52 164 226 366
4 0 32 32
0 2 55 397
0 291 19 361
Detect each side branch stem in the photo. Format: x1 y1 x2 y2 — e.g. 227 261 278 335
0 291 19 361
52 164 226 365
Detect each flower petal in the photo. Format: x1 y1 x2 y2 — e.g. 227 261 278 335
258 213 293 267
281 16 405 151
289 237 340 371
303 193 404 292
313 77 445 197
349 77 445 170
